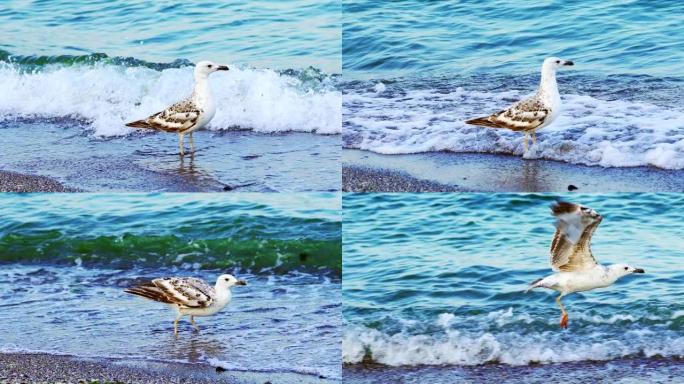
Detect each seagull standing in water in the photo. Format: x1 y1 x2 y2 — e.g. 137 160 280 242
526 202 645 329
126 60 229 155
125 274 246 335
466 57 574 154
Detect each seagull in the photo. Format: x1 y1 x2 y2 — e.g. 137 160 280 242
465 57 574 154
125 274 246 335
126 60 229 156
526 201 645 329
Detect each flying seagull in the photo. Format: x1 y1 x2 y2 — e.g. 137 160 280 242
465 57 574 154
126 60 229 156
526 201 644 329
125 274 246 334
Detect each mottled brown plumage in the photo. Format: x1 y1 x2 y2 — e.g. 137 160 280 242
549 202 601 272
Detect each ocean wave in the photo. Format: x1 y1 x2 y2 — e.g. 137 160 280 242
208 357 341 380
343 308 684 366
0 233 340 275
0 52 341 136
343 84 684 169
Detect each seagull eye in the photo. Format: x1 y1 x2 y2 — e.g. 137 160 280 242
208 64 212 68
624 267 628 270
555 60 560 64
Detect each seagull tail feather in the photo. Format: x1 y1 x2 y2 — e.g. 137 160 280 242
465 116 503 129
525 278 544 293
125 120 155 129
125 285 173 304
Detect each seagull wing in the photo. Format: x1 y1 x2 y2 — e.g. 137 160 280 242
466 95 549 132
126 98 201 133
549 201 601 272
125 277 215 308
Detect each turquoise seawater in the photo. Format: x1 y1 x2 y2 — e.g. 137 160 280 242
343 193 684 367
0 193 341 378
1 0 340 72
343 1 684 169
0 193 341 274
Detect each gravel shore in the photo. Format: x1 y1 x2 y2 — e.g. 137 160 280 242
343 357 684 384
343 165 464 192
0 353 336 384
0 170 77 192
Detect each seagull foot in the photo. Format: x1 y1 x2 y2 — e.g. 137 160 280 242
560 312 569 329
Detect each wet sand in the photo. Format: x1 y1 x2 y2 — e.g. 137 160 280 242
344 149 684 192
1 120 340 192
0 170 78 192
0 352 337 384
343 166 464 192
343 357 684 384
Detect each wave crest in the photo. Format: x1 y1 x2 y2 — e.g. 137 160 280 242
0 57 341 136
343 84 684 169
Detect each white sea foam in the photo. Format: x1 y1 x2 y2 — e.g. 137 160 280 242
0 63 341 136
343 325 684 366
343 87 684 169
207 357 341 379
344 309 684 366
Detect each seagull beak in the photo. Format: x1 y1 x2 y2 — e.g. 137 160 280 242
564 60 574 66
217 65 229 71
236 279 247 285
633 268 645 274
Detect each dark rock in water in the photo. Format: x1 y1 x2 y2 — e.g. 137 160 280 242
223 185 234 191
568 184 578 191
215 366 227 372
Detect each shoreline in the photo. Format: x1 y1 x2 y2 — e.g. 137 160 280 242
0 352 337 384
343 149 684 192
343 165 465 192
343 356 684 383
1 122 340 192
0 170 78 192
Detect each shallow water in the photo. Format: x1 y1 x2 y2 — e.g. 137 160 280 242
1 121 340 192
343 193 684 367
1 265 341 379
342 1 684 169
0 194 342 378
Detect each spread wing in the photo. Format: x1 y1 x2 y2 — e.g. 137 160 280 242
125 277 214 308
126 98 201 133
466 95 549 132
549 201 601 272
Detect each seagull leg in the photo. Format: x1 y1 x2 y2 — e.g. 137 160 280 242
523 132 529 154
532 130 537 146
190 316 200 332
178 133 185 156
556 295 569 329
173 313 182 335
189 133 195 153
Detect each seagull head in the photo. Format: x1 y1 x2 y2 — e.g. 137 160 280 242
609 264 646 278
578 204 602 224
543 57 574 70
195 60 229 78
216 274 247 289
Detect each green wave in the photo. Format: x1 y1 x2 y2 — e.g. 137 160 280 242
0 49 338 84
0 49 192 70
0 231 341 275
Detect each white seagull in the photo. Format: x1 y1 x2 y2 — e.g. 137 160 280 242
527 201 645 329
126 60 229 155
125 274 247 335
466 57 574 154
